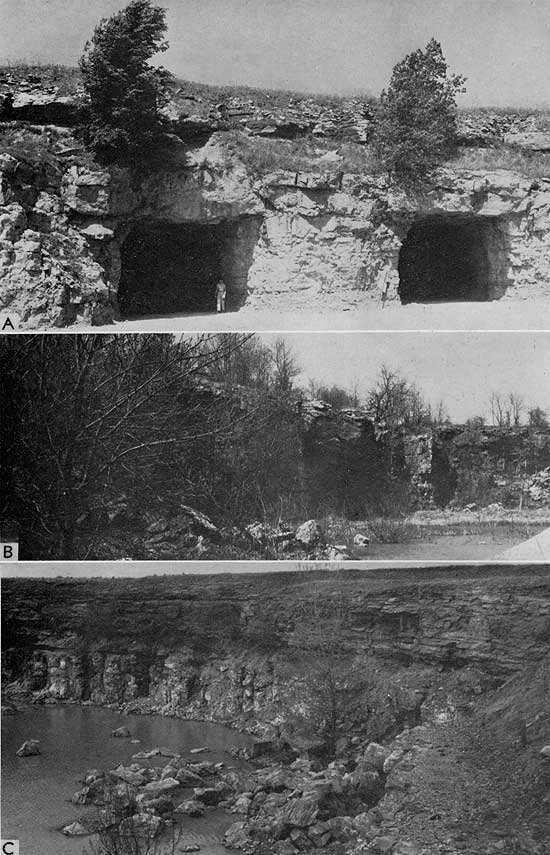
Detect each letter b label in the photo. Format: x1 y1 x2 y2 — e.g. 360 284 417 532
1 543 18 561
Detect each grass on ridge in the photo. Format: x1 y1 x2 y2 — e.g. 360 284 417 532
451 146 550 179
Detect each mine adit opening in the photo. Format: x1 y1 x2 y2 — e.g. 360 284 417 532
117 220 246 317
398 214 506 303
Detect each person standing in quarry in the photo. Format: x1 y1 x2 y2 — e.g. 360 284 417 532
216 279 227 313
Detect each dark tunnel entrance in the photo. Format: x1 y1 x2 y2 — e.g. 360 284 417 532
117 220 240 317
398 215 505 304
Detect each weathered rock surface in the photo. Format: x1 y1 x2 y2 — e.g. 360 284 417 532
16 738 40 756
1 130 549 326
3 569 550 743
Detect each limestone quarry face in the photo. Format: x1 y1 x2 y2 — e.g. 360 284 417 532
301 401 550 511
1 133 550 326
3 571 550 723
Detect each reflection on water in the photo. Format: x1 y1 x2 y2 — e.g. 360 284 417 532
2 706 251 855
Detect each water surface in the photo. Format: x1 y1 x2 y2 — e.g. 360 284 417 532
2 706 251 855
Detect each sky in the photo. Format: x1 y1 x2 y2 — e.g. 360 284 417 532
1 560 310 577
2 560 458 577
273 331 550 423
1 0 549 107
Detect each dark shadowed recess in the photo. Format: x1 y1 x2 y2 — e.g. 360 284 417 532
117 220 237 316
398 214 508 303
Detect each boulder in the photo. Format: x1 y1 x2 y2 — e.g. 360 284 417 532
274 842 296 855
371 835 398 853
83 769 105 786
133 748 161 759
178 506 220 539
289 828 313 849
111 726 132 738
361 742 389 772
353 533 370 547
80 224 115 241
71 786 93 805
540 745 550 760
189 745 210 754
193 784 231 806
188 760 217 776
160 764 178 780
16 738 40 756
61 821 89 836
256 765 294 792
280 793 319 828
141 777 182 798
326 546 349 561
223 821 249 849
175 767 204 786
233 793 253 814
295 520 324 548
110 765 146 786
307 821 333 847
175 799 206 817
124 812 162 838
245 521 276 543
393 841 422 855
136 794 174 816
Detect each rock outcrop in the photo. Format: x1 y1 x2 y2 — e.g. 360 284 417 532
301 401 550 511
3 568 550 730
1 129 549 326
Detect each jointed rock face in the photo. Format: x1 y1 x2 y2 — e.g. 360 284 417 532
1 132 550 326
3 568 549 716
4 569 550 853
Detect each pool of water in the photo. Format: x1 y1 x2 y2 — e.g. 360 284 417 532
351 529 538 561
1 706 252 855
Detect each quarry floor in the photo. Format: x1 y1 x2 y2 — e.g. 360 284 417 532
89 298 550 332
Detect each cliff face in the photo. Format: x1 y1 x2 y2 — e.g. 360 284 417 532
302 402 550 510
1 131 549 326
3 569 550 734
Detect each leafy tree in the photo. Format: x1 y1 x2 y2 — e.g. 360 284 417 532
372 38 466 183
528 407 549 430
78 0 173 164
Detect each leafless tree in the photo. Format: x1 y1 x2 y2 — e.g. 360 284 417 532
490 392 509 427
509 393 524 426
271 337 300 394
3 334 257 558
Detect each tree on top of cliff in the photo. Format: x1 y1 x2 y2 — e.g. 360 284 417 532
78 0 173 165
372 39 466 184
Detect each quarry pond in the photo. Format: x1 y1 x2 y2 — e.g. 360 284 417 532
1 706 252 855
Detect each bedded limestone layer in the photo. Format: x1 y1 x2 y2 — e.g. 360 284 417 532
3 571 550 729
1 135 550 326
